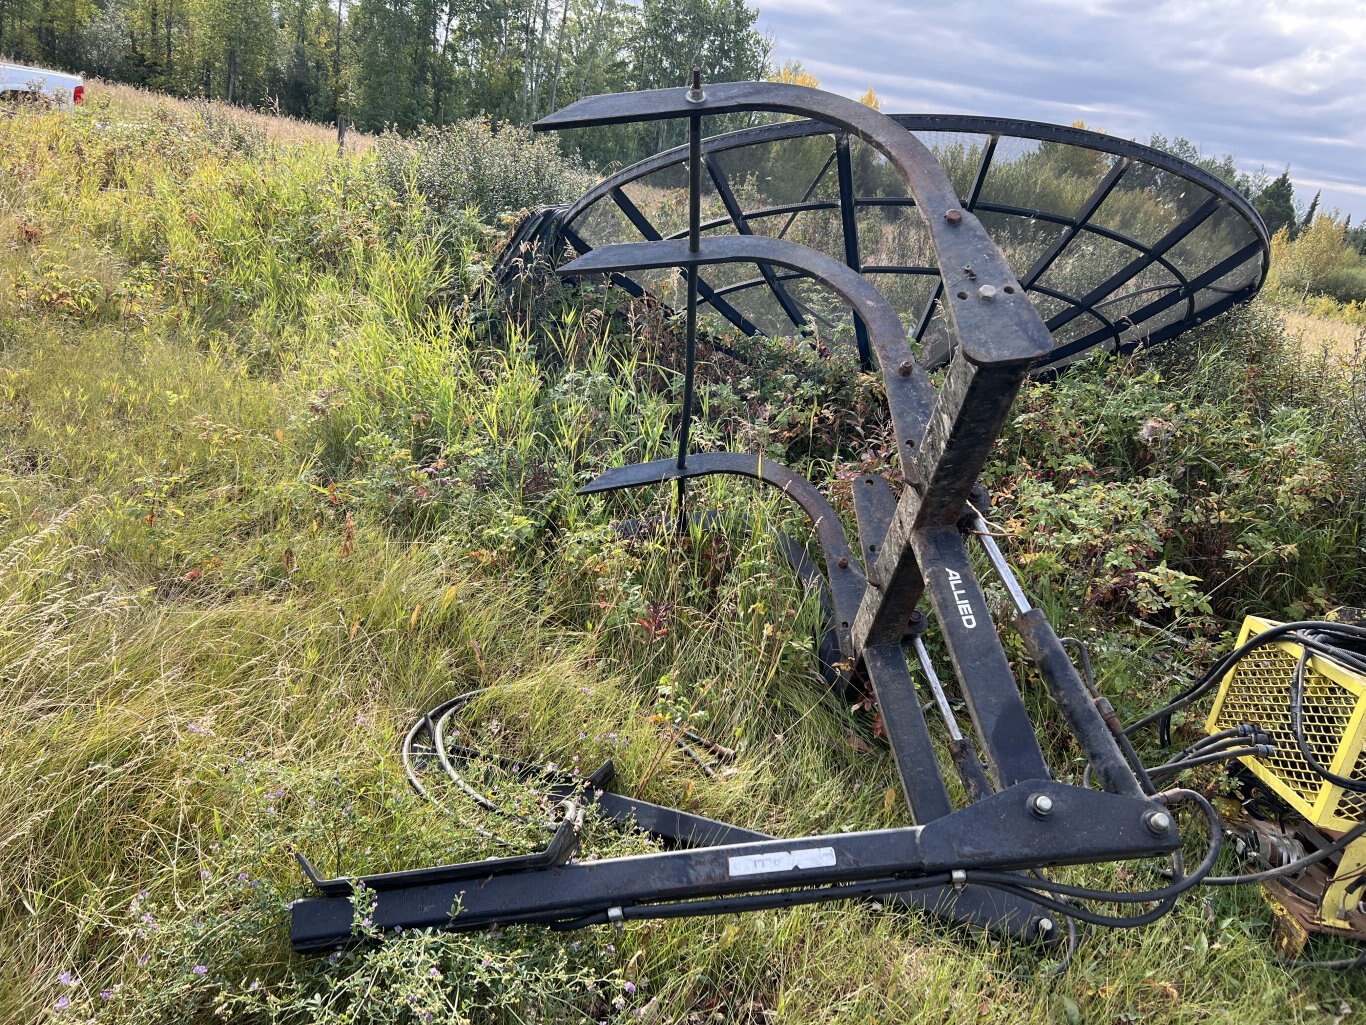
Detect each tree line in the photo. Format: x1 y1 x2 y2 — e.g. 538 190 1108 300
0 0 769 162
4 0 1363 296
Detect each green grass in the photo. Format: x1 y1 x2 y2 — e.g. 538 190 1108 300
2 88 1366 1024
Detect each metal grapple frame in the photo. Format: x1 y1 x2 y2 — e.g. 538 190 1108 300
290 78 1211 953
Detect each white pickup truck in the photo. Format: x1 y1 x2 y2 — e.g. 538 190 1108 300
0 60 84 109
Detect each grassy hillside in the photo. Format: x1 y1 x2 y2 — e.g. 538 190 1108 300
2 85 1365 1024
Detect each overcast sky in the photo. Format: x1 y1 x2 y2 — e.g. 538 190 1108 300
756 0 1366 223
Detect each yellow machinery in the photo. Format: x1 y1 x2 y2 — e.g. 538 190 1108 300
1207 614 1366 944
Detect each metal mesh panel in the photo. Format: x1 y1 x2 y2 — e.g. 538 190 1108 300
540 114 1269 374
1210 638 1366 829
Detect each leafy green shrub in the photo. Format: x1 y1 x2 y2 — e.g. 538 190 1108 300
993 301 1366 623
1309 264 1366 305
372 119 595 229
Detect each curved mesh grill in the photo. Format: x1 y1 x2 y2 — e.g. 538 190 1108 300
552 115 1270 375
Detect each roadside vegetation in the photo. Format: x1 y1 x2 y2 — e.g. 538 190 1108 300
2 86 1365 1024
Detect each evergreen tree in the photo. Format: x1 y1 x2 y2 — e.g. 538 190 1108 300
1301 189 1320 229
1253 169 1297 238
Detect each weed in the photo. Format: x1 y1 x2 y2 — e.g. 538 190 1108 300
2 88 1365 1025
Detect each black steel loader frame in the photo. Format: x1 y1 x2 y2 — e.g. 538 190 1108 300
290 78 1187 953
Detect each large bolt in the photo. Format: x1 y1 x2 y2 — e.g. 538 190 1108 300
944 209 963 224
898 360 914 377
1145 810 1173 835
1028 793 1054 819
837 557 850 570
1035 916 1055 937
686 69 705 103
978 284 997 301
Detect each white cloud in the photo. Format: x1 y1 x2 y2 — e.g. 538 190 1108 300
757 0 1366 220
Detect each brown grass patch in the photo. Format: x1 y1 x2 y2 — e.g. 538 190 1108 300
1282 309 1365 362
87 79 373 152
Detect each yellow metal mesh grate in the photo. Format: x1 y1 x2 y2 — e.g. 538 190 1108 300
1210 644 1366 823
1337 749 1366 821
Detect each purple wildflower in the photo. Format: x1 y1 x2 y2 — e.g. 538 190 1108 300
624 982 636 994
192 965 207 976
58 971 76 987
54 996 70 1012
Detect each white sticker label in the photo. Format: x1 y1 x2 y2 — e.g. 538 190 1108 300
728 847 837 877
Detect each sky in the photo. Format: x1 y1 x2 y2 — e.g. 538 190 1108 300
756 0 1366 223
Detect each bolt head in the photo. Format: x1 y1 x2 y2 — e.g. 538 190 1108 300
978 284 997 300
898 359 914 377
944 209 963 224
1028 793 1054 818
1036 917 1055 936
1145 810 1173 834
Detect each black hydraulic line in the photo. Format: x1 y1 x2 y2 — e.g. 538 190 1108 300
940 790 1220 932
975 788 1221 904
549 873 957 929
1172 725 1255 760
1203 821 1366 886
1125 620 1366 745
1164 729 1269 765
971 880 1179 930
1290 647 1366 794
1147 746 1275 782
1282 950 1366 971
